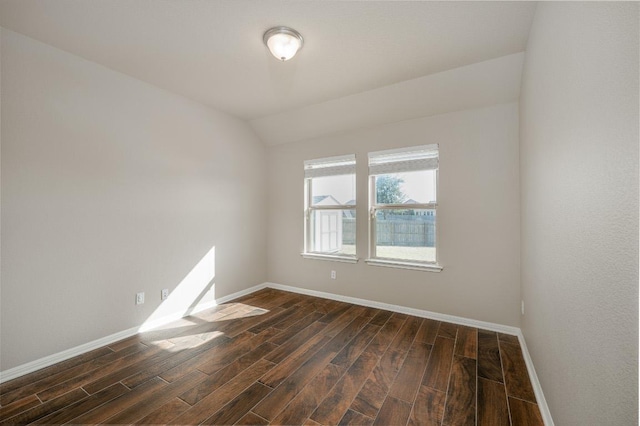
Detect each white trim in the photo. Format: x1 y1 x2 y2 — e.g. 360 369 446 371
262 282 518 335
215 283 268 304
301 253 359 263
0 279 554 426
0 283 267 384
516 331 555 426
260 281 553 425
0 326 140 384
365 258 443 272
304 154 356 178
136 299 219 332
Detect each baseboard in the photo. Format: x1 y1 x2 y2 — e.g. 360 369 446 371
262 282 520 335
0 281 554 425
0 283 267 384
259 281 554 425
516 331 554 425
0 325 140 384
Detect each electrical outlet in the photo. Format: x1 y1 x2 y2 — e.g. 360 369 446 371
331 270 336 279
136 292 145 305
521 300 525 315
161 289 169 300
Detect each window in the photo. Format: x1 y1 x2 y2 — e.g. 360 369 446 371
367 145 442 271
303 154 357 262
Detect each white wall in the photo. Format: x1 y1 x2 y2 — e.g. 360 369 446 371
268 103 521 327
0 28 267 371
520 3 638 425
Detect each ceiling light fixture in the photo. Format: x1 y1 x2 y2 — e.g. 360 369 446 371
263 26 304 61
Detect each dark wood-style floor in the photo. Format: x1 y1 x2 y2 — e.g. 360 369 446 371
0 288 544 425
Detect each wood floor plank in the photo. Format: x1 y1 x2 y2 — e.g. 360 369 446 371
408 385 446 426
369 310 393 327
271 305 315 330
265 321 327 364
278 293 306 309
388 340 432 402
438 321 458 339
201 382 272 425
270 363 345 425
193 329 276 376
422 336 455 391
454 326 478 359
478 378 509 426
69 377 166 424
252 349 337 421
350 348 406 418
268 311 325 345
35 342 151 402
216 307 288 338
33 383 129 424
358 314 406 358
0 346 113 396
331 323 380 369
500 340 537 403
172 358 275 425
0 394 41 422
259 334 331 388
508 397 544 426
134 397 191 425
0 289 539 426
373 396 412 426
107 335 145 352
389 316 422 353
317 302 352 323
340 409 375 425
138 303 245 343
235 411 270 425
350 378 388 419
498 333 520 345
161 337 277 383
478 330 504 383
415 318 440 344
442 355 476 426
321 305 368 338
179 342 277 405
4 388 88 425
104 370 208 424
322 315 371 354
248 306 300 334
80 339 203 394
1 344 140 405
310 350 379 425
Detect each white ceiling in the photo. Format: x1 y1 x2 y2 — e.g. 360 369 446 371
0 0 537 129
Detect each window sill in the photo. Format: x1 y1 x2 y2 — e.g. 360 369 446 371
301 253 359 263
365 258 443 272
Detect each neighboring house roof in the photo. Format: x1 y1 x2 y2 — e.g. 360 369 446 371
313 195 341 205
404 198 419 204
345 199 356 205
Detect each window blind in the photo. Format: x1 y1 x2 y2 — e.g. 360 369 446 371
304 154 356 178
368 144 438 175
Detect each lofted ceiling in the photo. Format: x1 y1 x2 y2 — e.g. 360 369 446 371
0 0 537 144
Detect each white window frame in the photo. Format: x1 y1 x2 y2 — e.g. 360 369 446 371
366 144 442 272
302 154 358 263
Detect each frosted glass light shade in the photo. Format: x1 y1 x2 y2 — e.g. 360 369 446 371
263 27 304 61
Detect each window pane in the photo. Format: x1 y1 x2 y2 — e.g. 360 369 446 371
311 209 356 256
374 170 436 205
311 174 356 206
375 209 436 262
